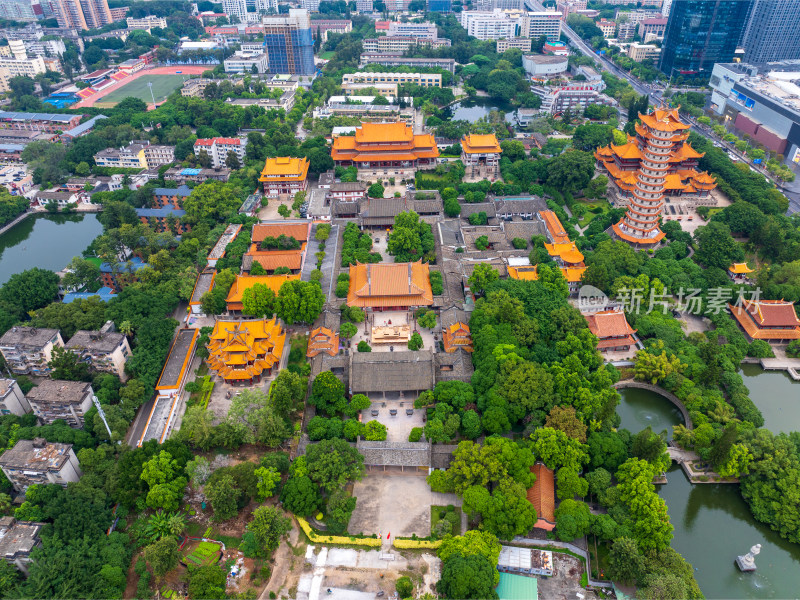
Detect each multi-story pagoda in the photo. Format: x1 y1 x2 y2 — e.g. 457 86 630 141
331 122 439 180
594 107 716 246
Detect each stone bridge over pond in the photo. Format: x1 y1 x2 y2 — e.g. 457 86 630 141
613 379 693 431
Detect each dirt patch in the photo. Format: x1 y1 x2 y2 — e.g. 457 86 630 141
123 552 143 600
537 553 599 600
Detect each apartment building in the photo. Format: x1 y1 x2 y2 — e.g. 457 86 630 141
358 53 456 73
627 43 660 62
126 15 167 30
362 36 451 52
95 141 175 169
309 19 353 42
0 517 43 576
223 51 269 74
342 72 442 88
194 137 246 168
0 380 31 417
596 19 616 37
527 11 562 41
180 78 213 98
638 17 667 40
50 0 112 30
0 111 81 133
163 166 231 183
459 11 517 40
25 380 94 427
0 0 38 22
387 21 438 39
496 38 532 52
65 324 131 380
0 327 64 376
0 54 47 77
616 20 637 41
261 10 315 76
222 0 248 22
0 439 82 493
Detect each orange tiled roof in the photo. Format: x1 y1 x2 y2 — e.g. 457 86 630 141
639 107 691 132
610 142 643 160
741 299 800 327
729 302 800 340
245 243 305 271
443 322 473 353
251 222 311 243
527 463 555 529
226 274 300 308
259 157 309 181
355 121 414 144
663 173 687 190
669 142 704 162
584 309 637 339
612 222 665 244
729 263 753 274
307 326 339 357
347 261 433 308
206 318 286 380
539 210 570 244
562 266 586 283
461 133 501 154
545 241 584 264
508 265 539 281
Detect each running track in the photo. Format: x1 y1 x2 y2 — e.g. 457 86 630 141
72 65 211 109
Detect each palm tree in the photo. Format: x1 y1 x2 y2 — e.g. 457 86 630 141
119 320 134 336
143 510 186 543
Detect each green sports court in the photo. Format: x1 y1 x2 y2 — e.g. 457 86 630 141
94 74 187 107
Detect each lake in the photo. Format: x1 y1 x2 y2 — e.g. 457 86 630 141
0 213 102 285
617 385 800 599
739 363 800 433
446 97 517 124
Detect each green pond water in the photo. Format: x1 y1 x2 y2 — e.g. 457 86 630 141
0 213 102 285
740 363 800 433
617 387 800 599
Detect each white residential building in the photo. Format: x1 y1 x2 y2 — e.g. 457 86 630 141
223 0 248 21
0 380 31 417
342 71 442 87
25 380 94 427
65 323 131 381
527 11 561 41
459 11 518 40
194 137 247 168
126 15 168 30
0 327 64 377
223 50 269 73
387 21 438 39
0 439 82 493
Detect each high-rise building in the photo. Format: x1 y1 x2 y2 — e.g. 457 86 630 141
427 0 452 13
741 0 800 64
0 0 38 22
659 0 752 79
50 0 111 29
223 0 248 21
262 9 315 75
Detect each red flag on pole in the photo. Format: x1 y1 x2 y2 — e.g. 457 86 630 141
387 532 391 539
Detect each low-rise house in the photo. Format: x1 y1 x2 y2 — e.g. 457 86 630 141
32 190 90 208
0 438 81 493
728 262 753 283
325 182 367 206
307 326 339 358
25 380 93 427
243 222 310 274
0 517 43 575
0 380 31 416
65 323 131 380
94 140 175 170
584 309 638 351
152 185 192 209
189 268 215 315
99 257 149 293
441 307 473 353
0 327 64 376
136 206 189 233
527 462 556 530
225 274 300 312
349 350 435 398
461 134 502 180
163 166 231 183
180 78 213 97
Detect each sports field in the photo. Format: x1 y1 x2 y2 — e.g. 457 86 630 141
95 74 186 107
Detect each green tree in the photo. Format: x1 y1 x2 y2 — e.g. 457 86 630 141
255 466 281 500
368 183 384 198
546 150 596 192
277 204 291 219
241 283 276 317
530 427 589 473
310 371 346 416
396 576 413 598
305 438 365 493
545 405 587 443
205 474 239 521
554 499 593 541
693 221 744 270
280 475 321 516
418 310 437 329
407 332 423 350
608 537 646 583
246 506 291 557
48 346 91 381
275 280 325 325
571 123 614 152
187 565 227 600
364 420 387 441
468 263 499 295
437 554 499 600
143 536 180 578
182 181 242 222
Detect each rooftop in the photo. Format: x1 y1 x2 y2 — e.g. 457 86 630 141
251 222 311 243
584 310 637 338
190 270 215 304
62 286 117 304
0 111 78 123
226 274 300 304
65 329 126 353
136 207 187 218
0 439 73 472
0 327 59 349
347 261 434 308
25 379 91 405
350 350 434 393
208 224 243 260
153 184 192 197
0 517 42 560
155 329 198 390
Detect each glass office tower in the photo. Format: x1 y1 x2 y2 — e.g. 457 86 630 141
659 0 752 79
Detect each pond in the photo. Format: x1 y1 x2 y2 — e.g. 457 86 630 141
659 465 800 600
0 213 102 285
617 383 800 599
446 97 517 124
615 386 684 438
739 364 800 433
